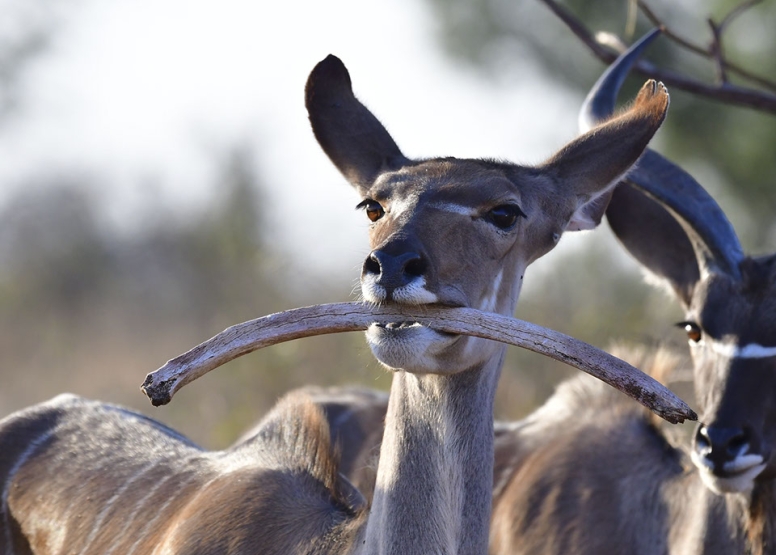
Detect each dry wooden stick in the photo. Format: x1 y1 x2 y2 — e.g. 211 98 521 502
141 302 697 424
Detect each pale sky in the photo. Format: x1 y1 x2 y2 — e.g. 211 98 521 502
1 0 593 283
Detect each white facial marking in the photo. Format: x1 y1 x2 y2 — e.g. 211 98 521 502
690 448 767 494
361 275 387 303
695 340 776 359
389 193 421 218
361 276 438 305
479 270 503 313
427 202 478 217
725 452 766 474
392 279 439 305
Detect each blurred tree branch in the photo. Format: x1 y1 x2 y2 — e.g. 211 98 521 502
638 0 775 92
538 0 776 115
0 0 62 118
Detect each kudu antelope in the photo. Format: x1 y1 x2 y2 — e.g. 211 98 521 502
0 54 669 555
488 31 776 555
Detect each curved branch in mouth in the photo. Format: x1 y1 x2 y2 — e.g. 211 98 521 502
141 302 697 424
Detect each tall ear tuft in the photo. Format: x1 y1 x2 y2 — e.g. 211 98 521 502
305 55 409 190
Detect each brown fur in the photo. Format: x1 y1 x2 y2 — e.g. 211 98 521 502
489 342 776 555
0 392 365 555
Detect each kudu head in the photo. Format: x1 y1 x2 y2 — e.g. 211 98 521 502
584 29 776 494
306 54 668 376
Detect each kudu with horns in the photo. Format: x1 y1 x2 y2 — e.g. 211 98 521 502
487 30 776 555
0 54 669 555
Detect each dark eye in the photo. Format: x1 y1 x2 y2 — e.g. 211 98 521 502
677 321 702 343
356 199 385 222
485 204 525 230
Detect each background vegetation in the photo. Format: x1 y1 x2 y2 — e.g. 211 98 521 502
0 0 773 447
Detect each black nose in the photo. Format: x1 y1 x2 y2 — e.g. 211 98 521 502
695 425 752 469
363 247 427 296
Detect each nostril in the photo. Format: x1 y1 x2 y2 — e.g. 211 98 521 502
404 256 426 278
364 247 427 290
363 253 381 276
727 431 749 455
700 425 753 461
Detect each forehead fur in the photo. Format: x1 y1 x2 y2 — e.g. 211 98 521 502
697 255 776 344
741 255 776 296
368 157 549 207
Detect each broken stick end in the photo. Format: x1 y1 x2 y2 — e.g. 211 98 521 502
141 373 175 406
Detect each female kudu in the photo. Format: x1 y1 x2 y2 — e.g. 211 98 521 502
0 53 668 555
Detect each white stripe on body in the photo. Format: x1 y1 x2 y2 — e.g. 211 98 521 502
102 474 175 555
80 461 159 552
2 430 55 555
125 471 200 555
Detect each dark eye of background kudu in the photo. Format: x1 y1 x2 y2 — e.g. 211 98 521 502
677 321 703 343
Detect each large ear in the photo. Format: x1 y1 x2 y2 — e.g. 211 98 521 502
540 79 669 231
607 181 700 306
305 55 410 191
578 27 744 304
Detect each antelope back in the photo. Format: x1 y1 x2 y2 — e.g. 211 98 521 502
0 393 363 555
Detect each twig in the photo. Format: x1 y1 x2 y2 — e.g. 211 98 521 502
707 18 727 85
625 0 638 41
141 302 697 424
637 0 776 93
638 3 775 93
637 1 705 56
717 0 763 34
536 0 776 114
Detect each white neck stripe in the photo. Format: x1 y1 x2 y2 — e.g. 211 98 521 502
703 341 776 359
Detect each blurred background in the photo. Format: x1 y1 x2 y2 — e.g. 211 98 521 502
0 0 774 447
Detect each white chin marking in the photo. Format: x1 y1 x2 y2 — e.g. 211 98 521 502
365 323 456 372
691 451 766 494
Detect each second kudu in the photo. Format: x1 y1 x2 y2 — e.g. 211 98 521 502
488 31 776 555
0 54 668 554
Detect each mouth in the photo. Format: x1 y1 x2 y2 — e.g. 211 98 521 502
372 300 462 339
377 321 422 330
364 307 462 372
374 319 457 337
691 451 768 494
